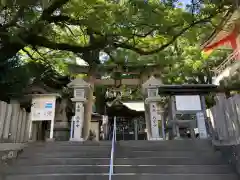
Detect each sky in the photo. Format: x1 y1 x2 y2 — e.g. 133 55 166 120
180 0 191 4
178 0 191 7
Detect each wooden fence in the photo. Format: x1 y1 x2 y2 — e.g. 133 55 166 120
206 94 240 144
0 101 30 143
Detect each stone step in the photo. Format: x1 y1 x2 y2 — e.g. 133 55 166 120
24 145 212 152
19 149 220 158
29 141 112 147
28 140 211 148
15 156 226 166
21 146 111 154
19 151 111 158
116 150 220 158
114 165 234 174
5 174 239 180
117 146 214 151
117 141 214 151
5 165 109 174
14 157 111 166
6 165 234 175
115 157 226 165
118 140 212 146
19 150 220 159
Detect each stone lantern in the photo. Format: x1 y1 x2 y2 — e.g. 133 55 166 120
68 77 90 141
142 76 165 140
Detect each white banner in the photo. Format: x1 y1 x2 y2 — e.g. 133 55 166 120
31 96 56 121
149 102 160 138
176 95 202 111
196 112 208 139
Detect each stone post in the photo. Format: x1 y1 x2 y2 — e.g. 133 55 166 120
20 109 27 142
9 100 20 142
142 76 165 140
157 106 166 140
3 104 12 140
24 113 30 142
196 111 208 139
143 102 151 140
141 73 151 140
232 95 240 143
171 96 180 139
214 93 230 142
16 110 23 142
198 95 209 139
68 77 89 141
0 101 7 140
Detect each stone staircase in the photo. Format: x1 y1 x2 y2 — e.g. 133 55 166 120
1 140 239 180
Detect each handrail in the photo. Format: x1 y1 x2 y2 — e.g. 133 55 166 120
214 49 240 76
108 116 117 180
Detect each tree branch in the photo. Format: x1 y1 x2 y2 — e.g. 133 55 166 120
114 13 220 55
46 15 86 25
26 35 107 54
41 0 70 20
22 48 36 61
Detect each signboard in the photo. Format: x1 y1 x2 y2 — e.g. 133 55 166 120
149 102 160 138
31 96 56 121
175 95 202 111
196 112 208 139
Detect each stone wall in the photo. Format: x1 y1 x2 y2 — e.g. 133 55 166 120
206 94 240 175
206 94 240 144
0 100 30 143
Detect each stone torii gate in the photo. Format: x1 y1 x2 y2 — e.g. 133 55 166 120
67 75 164 141
67 62 162 141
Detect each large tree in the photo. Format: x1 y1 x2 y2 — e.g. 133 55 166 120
0 0 233 63
0 0 236 103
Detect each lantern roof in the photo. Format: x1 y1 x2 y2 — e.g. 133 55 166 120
67 77 90 88
142 76 163 89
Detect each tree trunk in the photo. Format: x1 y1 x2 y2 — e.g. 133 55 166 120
83 73 95 140
82 49 99 140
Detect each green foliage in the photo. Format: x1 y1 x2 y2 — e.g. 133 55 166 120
0 0 236 100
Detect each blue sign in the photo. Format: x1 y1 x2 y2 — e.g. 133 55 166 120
45 103 53 109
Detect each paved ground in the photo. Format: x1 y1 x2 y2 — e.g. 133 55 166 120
0 143 26 165
0 143 26 180
0 143 26 151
